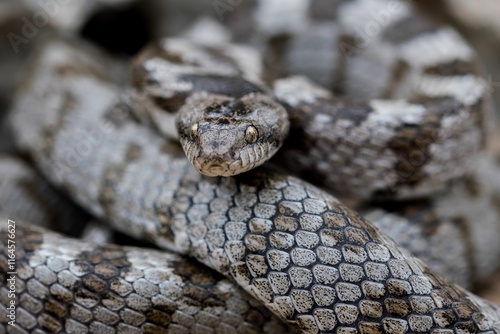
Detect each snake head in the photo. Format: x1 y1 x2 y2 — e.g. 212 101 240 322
177 92 289 177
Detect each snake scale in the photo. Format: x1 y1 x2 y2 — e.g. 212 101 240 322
2 0 500 333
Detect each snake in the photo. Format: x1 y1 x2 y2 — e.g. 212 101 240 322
3 0 500 333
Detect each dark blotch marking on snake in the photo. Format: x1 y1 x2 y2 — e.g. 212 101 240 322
424 59 477 76
382 97 464 193
278 98 374 183
41 91 76 155
462 175 482 197
381 60 411 99
205 100 252 117
179 74 264 99
152 94 188 114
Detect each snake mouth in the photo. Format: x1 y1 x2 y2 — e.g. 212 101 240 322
203 163 229 177
193 158 244 177
181 138 277 177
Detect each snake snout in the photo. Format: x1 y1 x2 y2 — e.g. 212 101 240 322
199 129 235 156
181 127 241 176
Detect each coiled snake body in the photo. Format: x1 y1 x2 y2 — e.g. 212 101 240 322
3 0 500 333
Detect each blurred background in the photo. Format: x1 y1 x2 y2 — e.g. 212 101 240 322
1 0 500 300
417 0 500 150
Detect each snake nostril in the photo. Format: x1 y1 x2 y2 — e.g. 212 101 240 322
216 118 230 125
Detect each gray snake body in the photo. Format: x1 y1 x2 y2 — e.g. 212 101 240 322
3 0 500 333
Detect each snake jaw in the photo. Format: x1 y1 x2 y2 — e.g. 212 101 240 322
182 140 273 177
180 132 278 177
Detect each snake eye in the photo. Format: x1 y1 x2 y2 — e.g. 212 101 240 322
190 123 199 140
245 125 258 144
